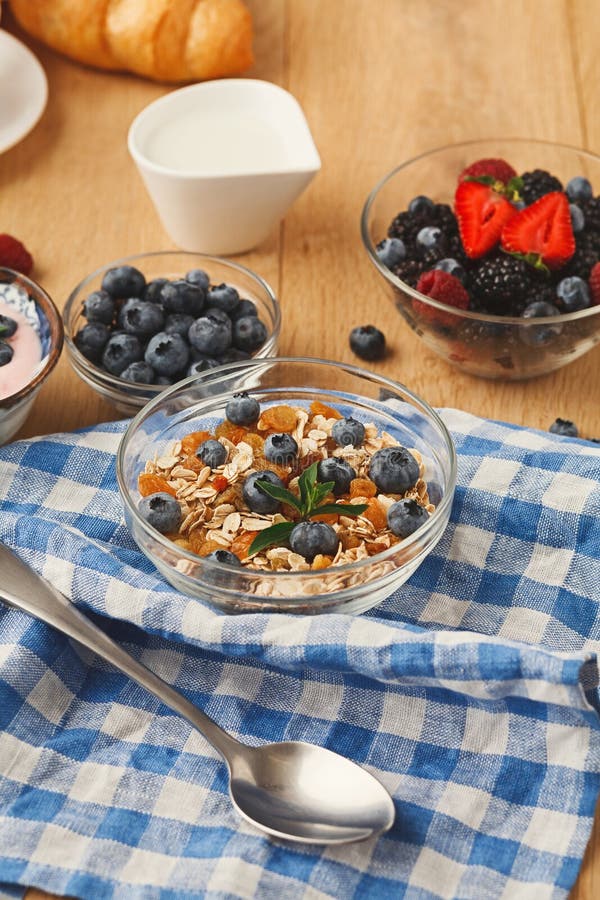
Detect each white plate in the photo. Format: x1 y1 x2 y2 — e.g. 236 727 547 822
0 29 48 154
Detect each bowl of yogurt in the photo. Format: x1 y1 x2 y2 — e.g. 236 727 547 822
128 79 321 255
0 268 63 445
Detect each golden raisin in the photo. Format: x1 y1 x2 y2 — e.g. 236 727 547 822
180 430 212 454
362 497 387 530
215 421 247 444
231 531 260 560
350 477 377 498
311 554 333 570
183 454 205 473
241 432 264 454
194 540 224 557
188 529 208 554
257 405 297 433
310 401 343 420
253 455 290 484
138 474 177 497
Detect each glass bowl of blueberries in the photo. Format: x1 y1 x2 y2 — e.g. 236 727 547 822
63 251 281 414
361 139 600 379
117 357 456 615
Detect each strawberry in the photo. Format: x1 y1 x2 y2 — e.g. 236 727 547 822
414 269 470 328
500 191 575 270
0 234 33 275
454 180 517 259
458 158 517 185
589 262 600 306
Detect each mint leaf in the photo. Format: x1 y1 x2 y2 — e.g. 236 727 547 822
312 502 368 517
311 480 335 508
298 462 318 511
254 478 303 512
248 521 296 557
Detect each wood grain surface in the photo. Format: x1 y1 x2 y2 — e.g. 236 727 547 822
0 0 598 897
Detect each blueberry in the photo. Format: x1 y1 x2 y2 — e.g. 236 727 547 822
138 492 181 533
189 313 232 355
387 498 430 538
197 439 228 468
0 340 13 367
231 299 258 320
549 418 578 438
120 361 155 383
232 316 268 352
289 521 339 562
331 417 365 448
101 265 146 299
202 307 230 324
83 290 115 324
226 392 260 425
102 333 143 375
118 298 164 336
349 325 386 361
185 269 210 291
144 332 190 376
155 375 174 385
205 549 242 567
75 322 111 362
569 204 585 233
556 276 591 312
408 195 435 217
207 283 240 314
566 176 593 203
160 280 205 316
242 470 285 514
416 226 445 257
434 258 467 284
316 457 355 497
519 301 562 346
376 237 406 269
264 433 298 466
369 446 419 493
144 278 170 304
164 313 195 337
188 358 221 375
512 200 526 211
218 348 251 363
0 314 18 338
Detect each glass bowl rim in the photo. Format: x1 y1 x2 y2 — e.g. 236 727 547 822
0 266 64 408
62 249 282 391
116 355 457 582
360 137 600 326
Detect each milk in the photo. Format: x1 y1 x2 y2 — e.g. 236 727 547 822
0 301 42 400
143 109 290 175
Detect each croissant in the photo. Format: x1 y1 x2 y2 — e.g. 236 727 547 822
9 0 254 82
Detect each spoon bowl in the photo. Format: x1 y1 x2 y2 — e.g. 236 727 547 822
0 543 395 845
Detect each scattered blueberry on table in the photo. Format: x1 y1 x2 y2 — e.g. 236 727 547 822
349 324 386 361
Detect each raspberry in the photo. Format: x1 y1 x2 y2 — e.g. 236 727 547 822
0 234 33 275
414 269 470 328
458 158 517 185
589 262 600 306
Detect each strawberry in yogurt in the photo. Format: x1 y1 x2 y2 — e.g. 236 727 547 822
0 300 42 400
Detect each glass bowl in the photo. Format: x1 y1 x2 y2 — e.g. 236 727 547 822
361 138 600 380
117 357 456 615
63 250 281 415
0 267 63 445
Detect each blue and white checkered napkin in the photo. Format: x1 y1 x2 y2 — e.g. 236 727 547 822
1 409 600 900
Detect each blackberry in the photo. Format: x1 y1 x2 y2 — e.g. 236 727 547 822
563 232 600 280
469 255 536 314
392 258 426 287
519 169 563 204
388 203 460 260
522 283 557 309
582 197 600 232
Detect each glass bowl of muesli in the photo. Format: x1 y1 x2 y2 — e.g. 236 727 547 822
117 357 456 615
361 139 600 379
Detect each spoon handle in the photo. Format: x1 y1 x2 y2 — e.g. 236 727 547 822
0 543 239 761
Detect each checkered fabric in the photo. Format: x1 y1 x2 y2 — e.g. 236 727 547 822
0 409 599 900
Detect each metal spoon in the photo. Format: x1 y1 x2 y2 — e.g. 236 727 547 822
0 544 395 844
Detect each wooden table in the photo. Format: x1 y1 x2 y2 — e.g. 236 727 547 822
1 1 598 896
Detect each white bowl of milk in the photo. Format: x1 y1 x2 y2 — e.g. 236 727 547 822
128 79 321 255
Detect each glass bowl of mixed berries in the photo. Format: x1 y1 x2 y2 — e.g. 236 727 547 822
361 139 600 379
63 251 280 414
117 357 456 615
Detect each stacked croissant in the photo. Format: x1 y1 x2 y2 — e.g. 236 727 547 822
9 0 254 82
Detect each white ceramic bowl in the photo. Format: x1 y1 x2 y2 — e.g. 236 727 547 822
0 268 63 445
128 79 321 255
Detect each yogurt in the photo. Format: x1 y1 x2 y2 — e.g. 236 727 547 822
0 300 42 399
